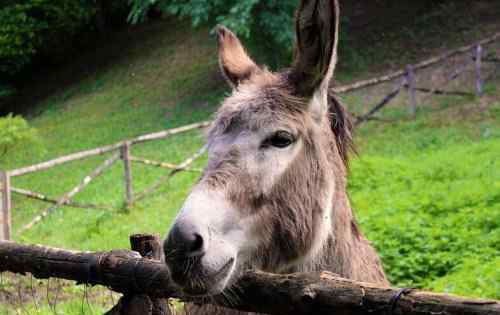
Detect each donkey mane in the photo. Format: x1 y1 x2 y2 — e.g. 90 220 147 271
328 93 355 167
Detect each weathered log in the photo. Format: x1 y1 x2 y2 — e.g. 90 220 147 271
11 187 114 211
0 241 498 315
18 153 120 234
332 32 499 93
9 121 210 178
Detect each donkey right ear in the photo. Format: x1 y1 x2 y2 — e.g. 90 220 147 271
216 25 260 88
291 0 340 97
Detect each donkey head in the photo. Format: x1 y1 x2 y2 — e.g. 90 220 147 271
164 0 351 296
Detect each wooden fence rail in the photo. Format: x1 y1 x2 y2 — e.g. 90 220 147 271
8 121 211 178
0 238 499 315
11 187 113 211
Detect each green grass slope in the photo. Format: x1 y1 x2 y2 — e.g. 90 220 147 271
0 17 499 314
1 20 224 252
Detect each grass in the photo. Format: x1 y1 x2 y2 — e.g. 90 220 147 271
347 85 500 298
1 12 500 314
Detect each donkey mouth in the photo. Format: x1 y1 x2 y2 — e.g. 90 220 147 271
181 257 236 297
212 257 235 283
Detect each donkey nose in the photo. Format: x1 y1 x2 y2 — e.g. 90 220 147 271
165 222 206 258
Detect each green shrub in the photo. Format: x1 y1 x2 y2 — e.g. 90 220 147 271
0 114 42 162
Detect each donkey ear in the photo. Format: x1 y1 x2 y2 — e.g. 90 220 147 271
216 25 260 88
291 0 340 120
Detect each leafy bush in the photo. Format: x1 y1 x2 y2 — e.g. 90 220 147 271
0 114 41 161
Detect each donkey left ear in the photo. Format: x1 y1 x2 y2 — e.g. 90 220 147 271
216 25 260 88
291 0 340 122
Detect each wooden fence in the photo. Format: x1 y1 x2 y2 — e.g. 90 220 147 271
0 121 210 240
1 235 499 315
333 32 500 125
1 32 499 241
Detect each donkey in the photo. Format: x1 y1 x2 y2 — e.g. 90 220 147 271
163 0 389 314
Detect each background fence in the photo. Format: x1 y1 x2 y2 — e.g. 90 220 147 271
0 122 210 240
1 32 499 241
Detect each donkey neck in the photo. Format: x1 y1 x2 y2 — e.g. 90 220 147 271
294 186 389 286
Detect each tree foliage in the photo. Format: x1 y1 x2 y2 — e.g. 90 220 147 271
128 0 298 53
0 0 95 76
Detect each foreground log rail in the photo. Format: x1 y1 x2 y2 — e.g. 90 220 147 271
1 240 498 315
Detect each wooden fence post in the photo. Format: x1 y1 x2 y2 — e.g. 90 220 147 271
121 142 133 208
406 64 417 118
105 234 174 315
0 171 12 240
475 44 483 96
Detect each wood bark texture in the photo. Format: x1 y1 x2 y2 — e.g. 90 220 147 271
0 241 498 315
105 234 174 315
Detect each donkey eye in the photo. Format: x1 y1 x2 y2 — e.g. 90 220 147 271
265 131 295 148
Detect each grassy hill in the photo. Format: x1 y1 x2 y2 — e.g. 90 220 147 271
0 11 499 314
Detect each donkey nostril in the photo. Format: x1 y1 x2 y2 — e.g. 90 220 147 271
166 223 206 259
189 233 204 254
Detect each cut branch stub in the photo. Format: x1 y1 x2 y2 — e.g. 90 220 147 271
106 234 173 315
